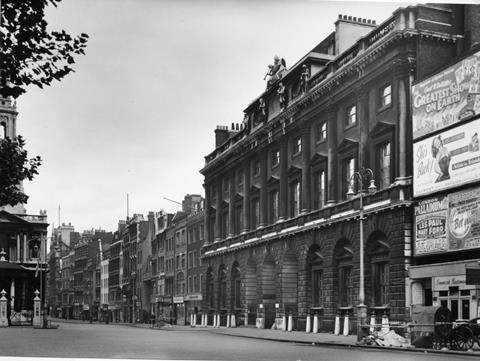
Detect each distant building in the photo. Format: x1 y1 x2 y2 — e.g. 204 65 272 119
172 211 187 325
151 211 174 324
108 221 126 322
185 197 205 325
0 97 49 326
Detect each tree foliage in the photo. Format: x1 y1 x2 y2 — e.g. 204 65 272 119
0 0 89 98
0 135 41 207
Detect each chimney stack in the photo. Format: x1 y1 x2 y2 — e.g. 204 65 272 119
215 125 229 147
334 14 377 55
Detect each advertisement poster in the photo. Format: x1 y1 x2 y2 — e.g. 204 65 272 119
412 50 480 139
414 196 448 255
448 188 480 251
413 117 480 197
414 187 480 256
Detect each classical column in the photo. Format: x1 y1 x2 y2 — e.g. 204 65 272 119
215 182 222 242
23 235 27 262
358 87 369 172
259 152 268 227
279 140 288 220
393 59 413 184
204 185 211 244
228 173 235 237
242 162 251 233
326 105 338 205
16 234 20 262
301 125 311 213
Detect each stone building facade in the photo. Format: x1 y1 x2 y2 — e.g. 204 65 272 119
200 4 479 333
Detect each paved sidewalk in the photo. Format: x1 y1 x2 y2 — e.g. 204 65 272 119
50 318 480 357
192 325 358 346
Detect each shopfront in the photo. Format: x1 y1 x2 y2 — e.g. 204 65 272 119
409 260 480 321
174 296 185 325
185 294 202 325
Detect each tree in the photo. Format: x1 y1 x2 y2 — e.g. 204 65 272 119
0 1 88 207
0 0 89 98
0 135 41 207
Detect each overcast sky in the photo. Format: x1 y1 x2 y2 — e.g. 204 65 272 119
17 0 411 234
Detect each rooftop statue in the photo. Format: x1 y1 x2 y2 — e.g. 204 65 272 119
265 55 287 89
300 64 310 94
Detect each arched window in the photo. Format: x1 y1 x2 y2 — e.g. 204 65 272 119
218 265 227 309
306 245 324 308
206 268 214 309
231 262 241 309
367 234 390 307
334 239 354 308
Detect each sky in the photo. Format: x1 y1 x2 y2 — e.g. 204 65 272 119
16 0 413 234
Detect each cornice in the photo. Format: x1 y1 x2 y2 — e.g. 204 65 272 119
202 29 458 176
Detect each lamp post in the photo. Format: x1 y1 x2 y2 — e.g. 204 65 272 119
347 166 376 341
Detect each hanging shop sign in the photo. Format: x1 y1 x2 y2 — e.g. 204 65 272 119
413 117 480 197
184 294 203 301
173 296 184 304
414 187 480 255
412 50 480 139
432 275 476 291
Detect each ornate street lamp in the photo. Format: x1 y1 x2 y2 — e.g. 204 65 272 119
347 166 376 340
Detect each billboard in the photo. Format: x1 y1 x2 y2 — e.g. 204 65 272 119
412 50 480 139
414 187 480 256
413 117 480 197
414 196 448 255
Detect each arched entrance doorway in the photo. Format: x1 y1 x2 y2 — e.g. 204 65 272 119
245 257 257 325
260 253 277 328
281 251 298 319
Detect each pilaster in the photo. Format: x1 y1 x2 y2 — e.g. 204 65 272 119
326 105 338 205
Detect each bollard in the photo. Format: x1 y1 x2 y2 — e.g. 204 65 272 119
305 315 311 333
313 314 319 334
226 313 231 328
334 314 340 335
32 290 41 327
193 313 197 327
0 290 8 327
231 314 236 328
287 314 293 332
369 313 376 334
282 315 287 331
343 314 349 336
381 314 389 332
406 323 412 346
